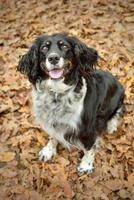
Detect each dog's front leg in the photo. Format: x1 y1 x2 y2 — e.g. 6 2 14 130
77 138 100 175
39 137 58 161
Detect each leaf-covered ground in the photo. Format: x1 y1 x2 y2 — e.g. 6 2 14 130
0 0 134 199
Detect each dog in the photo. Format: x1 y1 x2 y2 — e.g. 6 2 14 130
17 33 125 175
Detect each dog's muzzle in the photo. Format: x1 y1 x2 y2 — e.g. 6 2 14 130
45 53 65 79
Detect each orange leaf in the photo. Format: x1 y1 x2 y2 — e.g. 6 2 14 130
0 152 15 162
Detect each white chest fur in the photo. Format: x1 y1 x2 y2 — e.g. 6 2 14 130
32 78 87 149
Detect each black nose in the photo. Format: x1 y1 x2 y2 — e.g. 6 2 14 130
48 54 60 65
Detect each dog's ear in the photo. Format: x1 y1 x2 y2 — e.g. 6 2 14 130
17 36 47 84
68 37 99 76
17 43 39 84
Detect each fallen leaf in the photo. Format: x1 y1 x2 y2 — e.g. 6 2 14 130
124 16 134 22
128 173 134 186
105 179 125 191
0 152 15 162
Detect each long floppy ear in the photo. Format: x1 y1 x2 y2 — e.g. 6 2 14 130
68 37 99 77
17 44 39 84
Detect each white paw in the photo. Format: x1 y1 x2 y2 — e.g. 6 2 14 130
107 118 118 134
39 146 57 162
77 161 94 176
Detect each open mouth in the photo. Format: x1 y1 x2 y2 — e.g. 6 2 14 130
48 68 64 79
44 61 72 80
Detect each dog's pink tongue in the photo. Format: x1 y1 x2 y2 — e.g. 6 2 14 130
49 69 63 79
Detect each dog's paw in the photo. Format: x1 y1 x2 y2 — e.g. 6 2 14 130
77 162 94 176
39 146 57 162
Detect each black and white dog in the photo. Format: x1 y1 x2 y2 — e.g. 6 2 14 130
17 33 125 175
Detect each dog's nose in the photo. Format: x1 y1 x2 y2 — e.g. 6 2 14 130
48 53 60 65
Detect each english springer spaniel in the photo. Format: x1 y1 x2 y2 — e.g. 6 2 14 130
17 33 125 175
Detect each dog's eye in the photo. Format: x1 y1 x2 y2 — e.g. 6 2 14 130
59 41 63 45
42 46 48 53
62 45 69 51
42 41 51 52
42 44 50 52
42 46 48 51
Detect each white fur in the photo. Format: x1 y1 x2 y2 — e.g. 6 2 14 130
39 138 58 161
77 150 95 175
77 138 100 175
32 78 87 150
107 107 122 134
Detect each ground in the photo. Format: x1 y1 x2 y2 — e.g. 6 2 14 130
0 0 134 199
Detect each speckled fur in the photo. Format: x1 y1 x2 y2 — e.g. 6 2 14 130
32 78 87 149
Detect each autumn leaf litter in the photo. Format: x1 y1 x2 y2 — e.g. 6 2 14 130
0 0 134 199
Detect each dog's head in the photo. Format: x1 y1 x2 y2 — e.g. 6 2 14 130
17 33 98 84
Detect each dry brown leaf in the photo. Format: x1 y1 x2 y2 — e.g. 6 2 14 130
0 168 17 178
118 189 131 199
128 173 134 186
63 181 75 198
0 152 15 162
105 179 125 191
57 156 70 166
124 16 134 22
110 166 119 178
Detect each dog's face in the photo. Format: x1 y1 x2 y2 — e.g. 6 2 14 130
39 35 75 80
17 33 98 84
